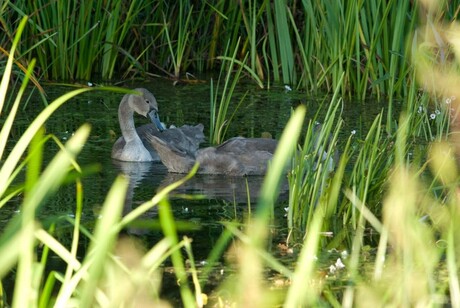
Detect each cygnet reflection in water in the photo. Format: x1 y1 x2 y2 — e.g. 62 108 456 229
111 160 168 235
158 173 289 204
111 160 167 215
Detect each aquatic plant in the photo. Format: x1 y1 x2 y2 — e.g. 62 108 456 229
3 0 456 97
209 39 245 145
5 0 146 80
162 1 193 79
287 79 344 232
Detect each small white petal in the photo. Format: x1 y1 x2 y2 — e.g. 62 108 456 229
335 258 345 269
329 265 336 274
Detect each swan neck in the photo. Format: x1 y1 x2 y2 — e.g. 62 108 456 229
119 97 140 142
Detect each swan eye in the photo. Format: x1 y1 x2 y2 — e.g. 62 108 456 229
145 100 150 104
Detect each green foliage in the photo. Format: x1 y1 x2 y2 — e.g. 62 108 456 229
2 0 454 98
163 1 193 79
287 82 344 232
4 2 460 307
209 39 247 145
0 18 182 306
5 0 146 80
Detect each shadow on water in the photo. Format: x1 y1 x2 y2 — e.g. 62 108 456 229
159 173 289 204
111 158 289 242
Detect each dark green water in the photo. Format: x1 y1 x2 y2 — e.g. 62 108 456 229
0 79 394 302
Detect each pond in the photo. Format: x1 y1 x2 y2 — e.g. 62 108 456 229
1 78 395 304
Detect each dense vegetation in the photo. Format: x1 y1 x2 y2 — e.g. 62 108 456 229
2 0 460 307
1 0 458 98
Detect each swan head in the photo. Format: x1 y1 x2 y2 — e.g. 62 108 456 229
129 88 165 132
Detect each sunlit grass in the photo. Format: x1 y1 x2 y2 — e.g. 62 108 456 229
1 1 448 98
209 38 246 145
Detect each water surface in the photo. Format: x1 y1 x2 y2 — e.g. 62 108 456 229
1 79 395 302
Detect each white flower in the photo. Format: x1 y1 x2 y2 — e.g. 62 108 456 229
351 130 356 135
329 265 337 274
435 109 441 115
446 97 452 105
430 113 436 120
284 85 292 91
329 258 345 274
418 105 424 113
335 258 345 269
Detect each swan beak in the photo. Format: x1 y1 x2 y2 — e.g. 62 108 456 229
148 110 165 132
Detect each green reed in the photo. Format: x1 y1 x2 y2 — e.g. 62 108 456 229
287 91 343 232
2 0 452 98
163 1 193 79
346 113 392 226
209 38 245 145
284 109 459 306
101 1 145 79
5 1 145 80
340 115 454 307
